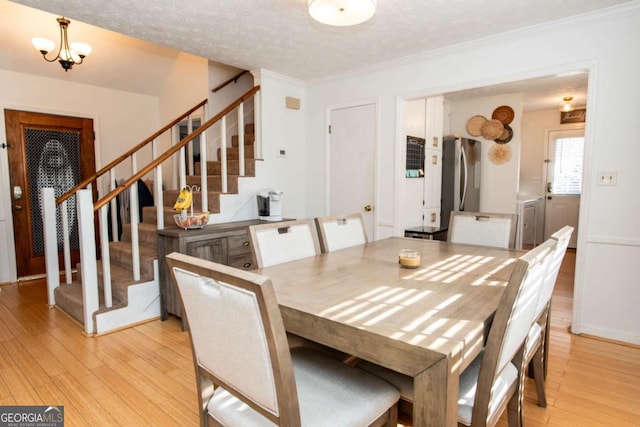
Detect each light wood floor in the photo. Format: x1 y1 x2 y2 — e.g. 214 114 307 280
1 249 639 426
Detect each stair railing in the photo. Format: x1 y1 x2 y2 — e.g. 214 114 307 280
42 86 261 334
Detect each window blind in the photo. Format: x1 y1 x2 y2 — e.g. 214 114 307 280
552 137 584 195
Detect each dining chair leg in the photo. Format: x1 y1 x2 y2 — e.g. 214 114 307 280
532 345 547 408
383 404 398 427
507 384 522 427
543 306 552 379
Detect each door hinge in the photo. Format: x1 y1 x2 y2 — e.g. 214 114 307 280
328 125 332 134
0 143 9 149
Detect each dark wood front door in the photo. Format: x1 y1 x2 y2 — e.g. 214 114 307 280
4 109 96 278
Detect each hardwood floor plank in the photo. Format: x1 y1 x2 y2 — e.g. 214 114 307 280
1 338 51 387
91 364 179 427
51 373 119 425
15 333 67 378
73 370 150 426
0 365 41 404
35 381 88 427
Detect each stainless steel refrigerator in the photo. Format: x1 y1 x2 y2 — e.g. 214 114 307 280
441 136 481 229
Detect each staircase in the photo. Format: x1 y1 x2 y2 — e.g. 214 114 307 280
43 84 261 335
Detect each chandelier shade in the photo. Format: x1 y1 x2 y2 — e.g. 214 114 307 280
32 17 91 71
308 0 376 26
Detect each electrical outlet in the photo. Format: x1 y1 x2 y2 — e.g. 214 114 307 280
597 171 617 186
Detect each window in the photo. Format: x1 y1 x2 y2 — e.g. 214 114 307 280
552 136 584 194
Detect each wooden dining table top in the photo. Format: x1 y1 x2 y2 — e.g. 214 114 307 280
256 237 521 426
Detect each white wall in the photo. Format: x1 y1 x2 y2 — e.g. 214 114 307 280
0 69 159 282
520 108 585 197
448 94 523 213
288 5 640 344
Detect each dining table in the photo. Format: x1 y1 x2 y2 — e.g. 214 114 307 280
256 236 521 427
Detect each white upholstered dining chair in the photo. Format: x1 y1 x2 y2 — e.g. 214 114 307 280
357 238 555 427
248 219 321 268
315 213 368 253
166 252 400 427
448 211 518 249
524 226 573 409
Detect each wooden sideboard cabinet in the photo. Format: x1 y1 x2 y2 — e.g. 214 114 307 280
157 219 275 321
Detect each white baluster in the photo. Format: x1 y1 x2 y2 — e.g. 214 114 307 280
109 169 118 242
171 125 179 190
99 205 112 308
254 90 263 160
77 189 98 334
200 125 208 212
152 139 164 230
238 102 245 177
60 199 72 284
129 182 141 282
187 114 194 175
130 154 140 281
41 188 59 306
220 115 227 193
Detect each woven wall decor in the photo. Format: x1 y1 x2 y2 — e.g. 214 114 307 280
466 115 487 136
481 119 504 140
488 144 512 165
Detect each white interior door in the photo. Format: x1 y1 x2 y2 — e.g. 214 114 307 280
328 104 376 240
544 129 584 248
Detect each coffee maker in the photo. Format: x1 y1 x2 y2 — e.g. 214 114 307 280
257 189 283 221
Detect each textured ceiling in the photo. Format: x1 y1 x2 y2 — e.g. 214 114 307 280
9 0 633 81
3 0 632 108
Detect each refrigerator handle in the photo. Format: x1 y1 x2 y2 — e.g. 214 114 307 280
460 145 468 210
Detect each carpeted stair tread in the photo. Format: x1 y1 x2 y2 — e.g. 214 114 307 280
184 175 238 193
54 281 127 325
197 159 256 177
121 223 158 248
109 241 157 279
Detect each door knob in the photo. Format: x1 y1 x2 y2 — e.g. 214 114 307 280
14 204 23 210
364 204 373 212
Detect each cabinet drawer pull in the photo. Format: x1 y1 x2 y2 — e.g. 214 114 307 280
242 241 249 246
243 262 252 269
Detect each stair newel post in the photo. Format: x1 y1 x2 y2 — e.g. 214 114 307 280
199 123 208 212
152 138 164 230
109 170 119 242
41 188 60 306
220 115 228 193
130 154 141 282
77 189 99 334
187 114 194 176
99 204 113 308
60 199 72 284
254 90 263 160
238 102 245 177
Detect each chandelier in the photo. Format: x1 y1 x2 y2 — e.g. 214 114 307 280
32 17 92 72
559 96 575 112
308 0 376 26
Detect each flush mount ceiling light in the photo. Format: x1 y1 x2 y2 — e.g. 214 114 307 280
308 0 376 26
32 17 92 72
559 96 575 112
